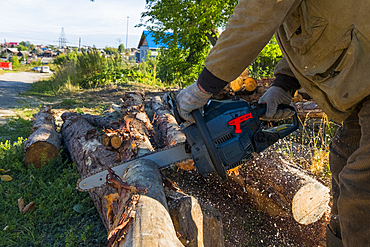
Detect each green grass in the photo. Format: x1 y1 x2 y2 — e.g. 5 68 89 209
0 118 107 246
0 117 33 143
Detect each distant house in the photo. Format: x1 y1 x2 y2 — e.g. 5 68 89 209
5 48 18 54
17 51 29 57
6 42 18 48
137 31 170 62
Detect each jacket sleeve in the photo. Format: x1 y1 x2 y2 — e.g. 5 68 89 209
272 57 301 96
198 0 302 94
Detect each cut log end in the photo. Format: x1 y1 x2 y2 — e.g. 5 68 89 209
110 135 123 149
292 182 330 225
24 141 59 168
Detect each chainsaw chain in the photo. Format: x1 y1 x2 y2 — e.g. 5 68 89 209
76 142 189 192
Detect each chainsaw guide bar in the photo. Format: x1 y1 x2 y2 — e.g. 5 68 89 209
76 142 191 192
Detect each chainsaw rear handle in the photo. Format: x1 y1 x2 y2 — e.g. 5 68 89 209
255 103 299 139
191 109 227 181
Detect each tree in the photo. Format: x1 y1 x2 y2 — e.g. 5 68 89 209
10 56 20 68
118 44 125 54
104 47 118 55
139 0 238 86
17 45 28 51
248 35 283 79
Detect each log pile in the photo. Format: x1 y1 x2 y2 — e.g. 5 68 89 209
25 88 330 246
59 92 224 246
215 78 325 120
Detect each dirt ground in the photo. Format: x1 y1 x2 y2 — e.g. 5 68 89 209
0 72 51 123
1 73 329 246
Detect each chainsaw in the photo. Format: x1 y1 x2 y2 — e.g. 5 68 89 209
77 94 299 191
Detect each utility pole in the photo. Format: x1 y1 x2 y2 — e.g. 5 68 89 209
79 38 81 52
126 16 129 50
59 27 68 48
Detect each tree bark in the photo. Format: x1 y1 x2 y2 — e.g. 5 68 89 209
151 95 186 146
61 111 121 130
61 92 185 246
24 106 61 168
61 114 117 229
230 153 330 224
119 160 184 247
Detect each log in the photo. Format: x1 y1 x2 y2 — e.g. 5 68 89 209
231 153 330 224
61 111 121 130
293 101 325 120
227 149 330 246
119 160 184 247
165 189 224 247
61 92 184 246
151 95 186 146
151 97 224 246
24 106 61 168
120 92 158 155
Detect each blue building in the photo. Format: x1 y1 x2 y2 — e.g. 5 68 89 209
137 31 169 62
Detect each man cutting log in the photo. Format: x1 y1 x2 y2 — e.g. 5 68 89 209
176 1 370 246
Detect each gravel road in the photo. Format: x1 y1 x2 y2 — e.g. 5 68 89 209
0 72 51 121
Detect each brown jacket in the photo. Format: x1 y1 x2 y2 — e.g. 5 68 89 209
205 0 370 122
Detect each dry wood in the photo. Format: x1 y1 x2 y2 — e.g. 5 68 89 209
102 133 111 147
151 95 186 146
24 106 61 168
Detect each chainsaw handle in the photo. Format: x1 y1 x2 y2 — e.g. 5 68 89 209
191 109 227 181
165 93 186 125
255 103 299 139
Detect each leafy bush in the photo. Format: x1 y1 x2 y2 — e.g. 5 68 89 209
10 56 20 69
53 52 78 66
30 60 42 67
248 35 283 79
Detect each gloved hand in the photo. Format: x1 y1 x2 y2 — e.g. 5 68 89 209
258 86 295 120
176 81 212 122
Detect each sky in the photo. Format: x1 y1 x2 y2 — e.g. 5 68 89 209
0 0 148 49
